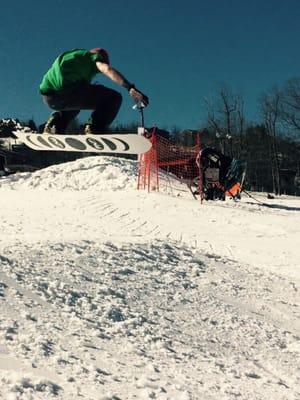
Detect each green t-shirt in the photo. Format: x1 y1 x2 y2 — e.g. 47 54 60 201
39 49 104 94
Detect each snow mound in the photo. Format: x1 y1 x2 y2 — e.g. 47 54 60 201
1 240 299 399
0 156 138 191
0 371 61 400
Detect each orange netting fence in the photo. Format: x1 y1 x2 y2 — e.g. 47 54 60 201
137 128 203 199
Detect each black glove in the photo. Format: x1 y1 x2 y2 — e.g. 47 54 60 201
140 92 149 107
129 85 149 107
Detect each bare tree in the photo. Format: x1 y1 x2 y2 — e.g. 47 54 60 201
204 96 222 133
260 88 282 194
280 78 300 134
219 86 238 138
204 85 246 156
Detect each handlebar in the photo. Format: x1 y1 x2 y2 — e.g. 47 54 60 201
132 101 147 110
132 101 146 127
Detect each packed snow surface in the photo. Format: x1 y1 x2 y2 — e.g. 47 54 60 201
0 156 299 400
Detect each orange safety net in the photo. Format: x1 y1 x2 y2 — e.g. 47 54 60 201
138 128 202 198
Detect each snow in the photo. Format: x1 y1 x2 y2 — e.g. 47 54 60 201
0 155 299 400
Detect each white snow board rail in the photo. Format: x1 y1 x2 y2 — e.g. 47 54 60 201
14 132 152 155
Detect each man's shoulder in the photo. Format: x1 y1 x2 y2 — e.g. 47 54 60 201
60 48 89 59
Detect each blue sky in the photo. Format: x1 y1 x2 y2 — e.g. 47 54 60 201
1 0 300 130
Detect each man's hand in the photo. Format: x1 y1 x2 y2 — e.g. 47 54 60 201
96 61 149 106
129 87 149 107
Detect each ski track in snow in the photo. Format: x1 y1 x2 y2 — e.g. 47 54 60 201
0 156 299 400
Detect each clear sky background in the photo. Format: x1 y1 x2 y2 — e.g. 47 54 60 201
1 0 300 130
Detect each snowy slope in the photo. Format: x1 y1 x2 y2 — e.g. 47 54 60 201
0 156 299 400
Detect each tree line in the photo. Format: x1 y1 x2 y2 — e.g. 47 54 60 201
173 79 300 196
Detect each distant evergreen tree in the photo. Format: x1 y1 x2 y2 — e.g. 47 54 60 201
20 118 37 132
0 119 20 137
28 119 37 132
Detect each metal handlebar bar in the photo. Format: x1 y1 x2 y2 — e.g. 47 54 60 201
133 101 146 127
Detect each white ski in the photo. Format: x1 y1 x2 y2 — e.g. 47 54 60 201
14 131 152 155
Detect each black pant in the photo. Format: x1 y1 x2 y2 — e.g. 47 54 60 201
42 83 122 132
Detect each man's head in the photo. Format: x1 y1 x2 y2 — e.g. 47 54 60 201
90 48 110 64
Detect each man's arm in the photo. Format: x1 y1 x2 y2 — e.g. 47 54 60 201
96 61 149 106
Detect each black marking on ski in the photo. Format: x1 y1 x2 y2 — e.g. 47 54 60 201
65 137 87 150
48 136 66 149
101 138 117 151
25 135 44 149
114 138 130 151
37 135 54 148
86 137 104 150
